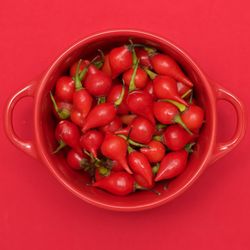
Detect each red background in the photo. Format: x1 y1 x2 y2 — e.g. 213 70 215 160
1 0 249 249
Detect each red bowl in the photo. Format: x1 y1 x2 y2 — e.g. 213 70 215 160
4 30 246 211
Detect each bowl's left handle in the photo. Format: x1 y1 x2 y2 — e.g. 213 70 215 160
4 83 38 159
210 82 247 164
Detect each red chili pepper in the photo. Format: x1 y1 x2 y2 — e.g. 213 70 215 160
109 45 133 78
54 120 81 153
80 130 104 158
81 103 117 132
93 171 135 195
50 92 72 120
128 149 153 187
150 53 193 87
140 140 165 163
55 76 75 102
100 116 122 133
126 90 155 124
153 101 192 134
115 116 155 144
66 149 89 170
135 48 152 69
84 68 112 97
107 84 129 115
123 67 148 89
181 105 204 131
101 133 132 174
162 124 193 151
155 149 188 181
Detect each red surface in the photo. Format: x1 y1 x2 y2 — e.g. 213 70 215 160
1 0 249 249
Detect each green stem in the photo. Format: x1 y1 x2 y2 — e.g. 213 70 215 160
189 91 193 104
129 59 139 92
50 92 59 113
114 82 125 106
53 140 66 154
174 114 193 135
144 67 157 80
135 183 161 195
128 139 149 148
75 59 84 90
97 96 106 104
117 134 128 140
162 99 186 112
127 145 134 154
84 150 101 163
156 123 167 130
128 39 138 66
98 166 110 176
93 60 103 69
153 135 162 142
152 164 160 175
50 93 70 119
185 142 196 153
181 89 192 99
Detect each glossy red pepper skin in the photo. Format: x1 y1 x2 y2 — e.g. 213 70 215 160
153 101 179 124
80 130 104 158
109 45 133 78
100 116 122 133
153 75 188 106
107 84 129 115
55 76 75 102
123 67 148 89
140 140 165 163
126 90 155 124
150 53 193 87
84 69 112 97
66 150 89 170
100 133 132 174
55 120 81 152
162 125 192 151
155 150 188 181
181 105 204 131
82 103 117 132
128 151 153 187
135 48 152 68
93 171 135 195
72 89 93 118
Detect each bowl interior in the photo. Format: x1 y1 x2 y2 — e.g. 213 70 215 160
35 31 215 210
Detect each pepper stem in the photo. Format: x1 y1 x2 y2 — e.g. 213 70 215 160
152 164 160 175
98 166 110 176
97 96 106 104
128 39 138 66
185 142 196 153
156 123 167 130
153 135 162 142
174 114 193 135
129 59 139 92
162 99 186 112
181 89 192 99
114 82 125 106
128 139 149 148
135 183 161 195
53 140 66 154
144 67 157 80
127 145 134 154
74 59 84 90
50 92 59 113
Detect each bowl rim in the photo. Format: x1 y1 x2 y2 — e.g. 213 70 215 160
34 29 216 211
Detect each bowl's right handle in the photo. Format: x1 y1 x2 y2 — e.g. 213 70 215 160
210 82 247 164
4 82 38 159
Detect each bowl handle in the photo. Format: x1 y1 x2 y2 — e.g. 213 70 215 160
4 83 38 159
210 82 246 164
